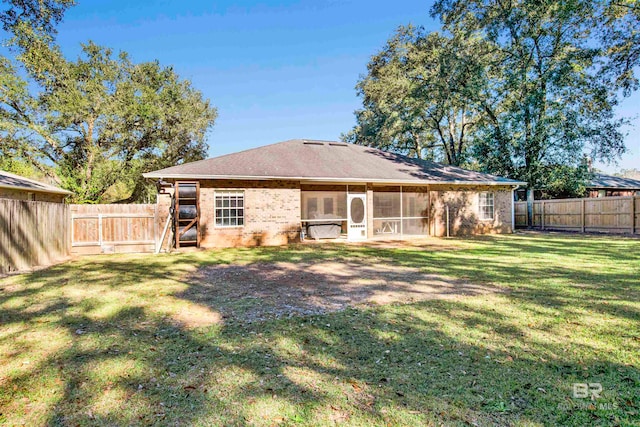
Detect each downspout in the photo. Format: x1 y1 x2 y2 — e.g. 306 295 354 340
512 187 516 233
400 185 403 238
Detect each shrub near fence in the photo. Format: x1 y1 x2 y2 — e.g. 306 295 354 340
0 199 70 274
515 196 640 234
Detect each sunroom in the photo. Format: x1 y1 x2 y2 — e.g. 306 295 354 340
300 184 430 241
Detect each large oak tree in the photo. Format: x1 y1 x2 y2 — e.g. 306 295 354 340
1 42 216 202
0 1 217 203
347 0 638 197
343 26 490 166
432 0 630 193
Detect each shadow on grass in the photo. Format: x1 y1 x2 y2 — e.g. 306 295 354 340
0 233 638 425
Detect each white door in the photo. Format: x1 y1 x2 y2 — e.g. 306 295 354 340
347 193 367 241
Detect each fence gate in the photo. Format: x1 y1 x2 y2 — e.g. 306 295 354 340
71 204 158 255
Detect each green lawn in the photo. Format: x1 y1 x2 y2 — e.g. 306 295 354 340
0 233 638 426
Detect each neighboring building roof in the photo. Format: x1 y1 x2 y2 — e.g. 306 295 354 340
143 139 526 186
587 173 640 190
0 170 73 195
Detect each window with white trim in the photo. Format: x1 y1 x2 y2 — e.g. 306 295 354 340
479 192 494 220
215 191 244 227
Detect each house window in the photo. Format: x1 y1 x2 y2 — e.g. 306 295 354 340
479 192 494 220
215 191 244 227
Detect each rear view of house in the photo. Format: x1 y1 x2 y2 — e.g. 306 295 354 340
144 140 525 248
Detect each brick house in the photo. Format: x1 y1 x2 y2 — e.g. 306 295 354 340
586 173 640 198
143 139 525 248
0 170 72 203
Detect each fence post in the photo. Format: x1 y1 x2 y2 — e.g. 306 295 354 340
527 189 534 227
541 201 545 231
98 214 103 247
581 198 586 233
631 196 635 235
68 205 72 254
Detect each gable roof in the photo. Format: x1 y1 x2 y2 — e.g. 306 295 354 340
143 139 526 186
587 173 640 190
0 170 73 195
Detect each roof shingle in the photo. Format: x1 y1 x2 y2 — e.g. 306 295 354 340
0 170 73 195
587 173 640 190
143 139 525 185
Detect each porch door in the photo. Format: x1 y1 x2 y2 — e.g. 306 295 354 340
347 193 367 241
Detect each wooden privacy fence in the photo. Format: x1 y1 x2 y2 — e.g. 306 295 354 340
515 196 640 235
0 199 70 274
71 204 158 255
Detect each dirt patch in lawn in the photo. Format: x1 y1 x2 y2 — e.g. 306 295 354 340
181 260 502 323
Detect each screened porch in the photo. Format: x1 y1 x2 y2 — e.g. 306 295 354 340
300 185 430 240
372 186 430 237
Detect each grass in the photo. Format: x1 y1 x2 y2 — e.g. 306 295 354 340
0 232 638 426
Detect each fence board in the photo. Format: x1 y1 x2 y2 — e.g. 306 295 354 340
514 201 528 227
516 196 639 235
635 197 640 233
70 204 156 254
0 200 70 274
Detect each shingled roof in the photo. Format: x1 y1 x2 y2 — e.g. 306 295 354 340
0 170 73 195
144 139 525 186
587 173 640 190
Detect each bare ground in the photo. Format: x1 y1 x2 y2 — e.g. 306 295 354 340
181 259 503 323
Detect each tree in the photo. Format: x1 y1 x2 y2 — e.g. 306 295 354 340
0 42 217 203
430 0 631 195
600 0 640 95
615 168 640 179
0 0 71 181
0 0 74 36
343 26 490 166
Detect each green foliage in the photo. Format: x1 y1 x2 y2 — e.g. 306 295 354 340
1 41 217 203
599 0 640 95
344 26 489 166
0 155 42 179
0 0 216 203
0 0 74 36
433 0 629 195
349 0 638 197
534 164 591 199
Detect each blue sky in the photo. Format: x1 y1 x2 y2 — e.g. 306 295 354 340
55 0 638 173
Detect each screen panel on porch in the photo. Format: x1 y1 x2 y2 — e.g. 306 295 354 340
373 188 401 236
402 190 429 235
301 191 347 221
373 187 429 236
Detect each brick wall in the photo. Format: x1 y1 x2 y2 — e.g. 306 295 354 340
200 180 301 247
0 188 66 203
158 180 302 249
429 184 514 236
155 180 516 249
